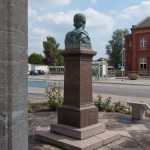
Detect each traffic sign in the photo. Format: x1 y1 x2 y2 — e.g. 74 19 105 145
118 64 121 68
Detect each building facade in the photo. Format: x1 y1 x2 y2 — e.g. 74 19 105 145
125 17 150 76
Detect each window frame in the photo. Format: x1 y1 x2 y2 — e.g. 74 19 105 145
140 37 146 48
139 58 147 70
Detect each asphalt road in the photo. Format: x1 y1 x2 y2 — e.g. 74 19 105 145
92 83 150 98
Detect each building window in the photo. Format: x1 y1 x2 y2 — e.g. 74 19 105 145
129 41 132 47
140 58 147 70
140 38 146 47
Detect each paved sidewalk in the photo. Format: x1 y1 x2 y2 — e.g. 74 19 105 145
28 75 150 86
93 77 150 86
29 112 150 150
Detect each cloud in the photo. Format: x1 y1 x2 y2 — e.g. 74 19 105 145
90 0 97 3
118 1 150 20
48 0 71 6
28 8 115 56
85 8 115 31
37 11 73 25
32 27 51 37
28 6 37 17
28 24 55 55
37 8 115 33
29 0 71 7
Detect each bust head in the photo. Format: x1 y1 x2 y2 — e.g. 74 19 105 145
65 13 92 50
73 13 86 29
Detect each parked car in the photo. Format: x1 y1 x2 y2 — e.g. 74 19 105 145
30 70 39 75
36 70 45 75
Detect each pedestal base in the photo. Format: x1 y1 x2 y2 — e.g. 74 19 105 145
35 130 120 150
58 105 98 128
51 123 105 140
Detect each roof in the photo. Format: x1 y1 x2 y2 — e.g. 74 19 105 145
96 57 106 61
134 16 150 28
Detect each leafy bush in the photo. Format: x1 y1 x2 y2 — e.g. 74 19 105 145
94 95 103 111
28 53 44 64
45 82 63 111
113 102 125 112
93 95 113 112
113 101 130 113
128 73 139 80
93 95 130 113
28 101 32 113
103 97 114 112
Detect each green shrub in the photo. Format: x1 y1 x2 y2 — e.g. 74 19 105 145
113 102 124 112
93 95 103 111
94 95 131 114
103 97 114 112
93 95 113 112
28 101 32 113
45 82 63 111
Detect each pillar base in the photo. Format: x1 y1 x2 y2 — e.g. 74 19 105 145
35 130 120 150
51 123 105 140
58 104 98 128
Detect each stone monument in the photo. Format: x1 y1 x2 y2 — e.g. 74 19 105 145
36 13 120 150
0 0 28 150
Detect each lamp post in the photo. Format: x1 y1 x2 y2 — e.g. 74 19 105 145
121 36 125 81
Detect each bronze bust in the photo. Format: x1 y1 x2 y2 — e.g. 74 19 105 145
65 13 92 50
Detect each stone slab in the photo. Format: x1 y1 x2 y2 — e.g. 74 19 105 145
35 130 120 150
95 131 120 145
125 124 149 131
51 123 105 139
115 131 132 138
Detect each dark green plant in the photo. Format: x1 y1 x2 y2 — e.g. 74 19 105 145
28 53 44 64
45 82 63 111
94 95 104 111
28 101 32 113
103 97 114 112
106 29 129 69
93 95 113 112
43 36 64 66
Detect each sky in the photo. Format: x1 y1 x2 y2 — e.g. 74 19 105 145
28 0 150 60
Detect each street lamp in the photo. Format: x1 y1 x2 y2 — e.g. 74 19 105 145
121 36 125 81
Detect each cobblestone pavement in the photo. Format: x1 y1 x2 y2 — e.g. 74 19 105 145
28 112 150 150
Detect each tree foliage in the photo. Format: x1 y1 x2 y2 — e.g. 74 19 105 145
28 53 44 64
106 29 129 69
43 36 64 66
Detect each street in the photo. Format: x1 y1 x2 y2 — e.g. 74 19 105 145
93 83 150 98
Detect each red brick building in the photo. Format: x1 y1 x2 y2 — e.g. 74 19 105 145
125 17 150 76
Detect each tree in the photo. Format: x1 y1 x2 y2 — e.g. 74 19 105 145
43 36 64 66
28 53 44 64
55 49 64 66
106 29 129 69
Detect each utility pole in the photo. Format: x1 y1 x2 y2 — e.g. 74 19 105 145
121 36 125 81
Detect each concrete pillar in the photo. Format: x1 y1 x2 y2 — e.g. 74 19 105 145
0 0 28 150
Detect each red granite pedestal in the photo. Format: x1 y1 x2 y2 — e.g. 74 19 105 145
36 49 120 150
